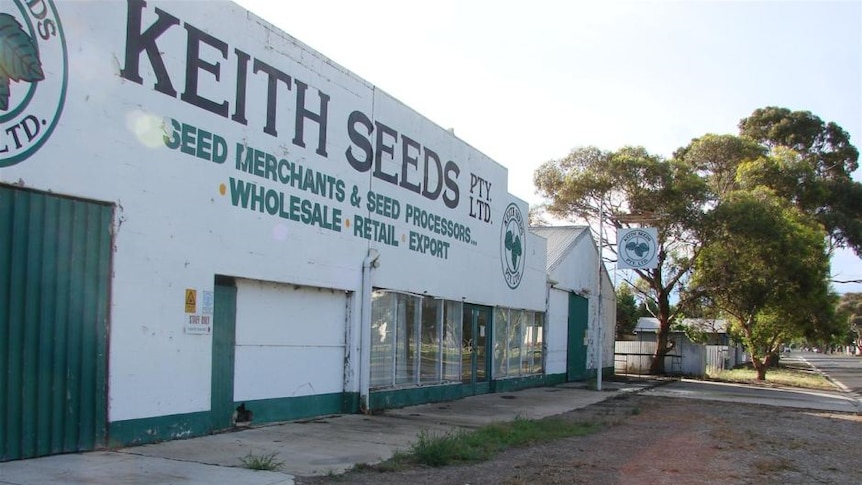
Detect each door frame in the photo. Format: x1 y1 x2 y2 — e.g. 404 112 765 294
211 276 237 431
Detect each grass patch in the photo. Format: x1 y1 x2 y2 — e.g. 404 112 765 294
239 450 284 471
379 417 600 468
708 366 835 390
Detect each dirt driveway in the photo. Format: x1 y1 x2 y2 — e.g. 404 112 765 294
297 392 860 485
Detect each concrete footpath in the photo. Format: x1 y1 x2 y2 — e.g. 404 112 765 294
0 381 651 485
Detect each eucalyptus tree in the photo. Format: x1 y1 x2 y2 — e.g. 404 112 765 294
690 188 832 380
738 107 862 255
836 293 862 351
534 146 708 373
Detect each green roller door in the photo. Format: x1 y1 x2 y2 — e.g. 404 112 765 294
0 185 112 461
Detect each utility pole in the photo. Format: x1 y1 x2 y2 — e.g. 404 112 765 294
596 197 604 391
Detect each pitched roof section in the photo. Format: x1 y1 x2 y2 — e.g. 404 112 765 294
529 226 589 273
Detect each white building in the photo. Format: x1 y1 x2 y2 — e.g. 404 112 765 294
0 0 612 461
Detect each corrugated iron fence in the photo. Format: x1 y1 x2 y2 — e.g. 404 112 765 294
615 340 749 377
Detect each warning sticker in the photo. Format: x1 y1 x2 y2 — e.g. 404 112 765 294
185 289 197 313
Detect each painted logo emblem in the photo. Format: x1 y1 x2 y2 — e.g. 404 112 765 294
500 202 526 289
0 0 67 167
617 228 659 269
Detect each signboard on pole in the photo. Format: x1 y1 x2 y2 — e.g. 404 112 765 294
616 228 659 269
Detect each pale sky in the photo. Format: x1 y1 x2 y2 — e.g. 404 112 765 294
232 0 862 292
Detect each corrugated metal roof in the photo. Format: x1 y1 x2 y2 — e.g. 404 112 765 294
529 226 589 272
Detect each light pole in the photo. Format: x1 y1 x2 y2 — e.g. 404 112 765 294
596 198 604 391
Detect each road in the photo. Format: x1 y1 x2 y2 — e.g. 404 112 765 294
645 351 862 413
798 350 862 396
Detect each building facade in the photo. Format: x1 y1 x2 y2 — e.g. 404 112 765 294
0 0 612 461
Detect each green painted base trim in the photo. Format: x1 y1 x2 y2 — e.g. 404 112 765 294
240 392 347 424
544 373 567 386
109 411 211 448
343 392 360 414
370 383 467 410
371 374 568 410
492 374 548 393
109 392 357 449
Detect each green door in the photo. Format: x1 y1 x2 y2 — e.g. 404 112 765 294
567 293 589 381
461 304 491 395
0 186 112 461
211 278 237 431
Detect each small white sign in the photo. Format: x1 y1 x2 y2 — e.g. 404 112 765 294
184 314 211 335
202 290 214 315
617 227 659 270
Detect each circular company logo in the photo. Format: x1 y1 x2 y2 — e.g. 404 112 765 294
619 229 657 268
500 202 526 289
0 0 68 167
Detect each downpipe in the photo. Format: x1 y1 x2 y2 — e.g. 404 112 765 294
359 249 380 413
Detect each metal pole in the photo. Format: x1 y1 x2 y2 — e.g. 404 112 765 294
596 197 603 391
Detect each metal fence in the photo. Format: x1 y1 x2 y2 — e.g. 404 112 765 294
615 339 749 377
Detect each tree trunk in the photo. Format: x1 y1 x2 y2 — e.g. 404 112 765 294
751 356 767 380
650 327 670 374
649 270 674 375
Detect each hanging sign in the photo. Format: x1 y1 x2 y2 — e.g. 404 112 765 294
616 228 659 269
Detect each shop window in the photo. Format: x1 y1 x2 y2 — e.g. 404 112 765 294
493 308 545 379
419 298 441 382
442 301 462 381
394 294 418 385
370 290 462 389
493 307 509 378
370 291 395 388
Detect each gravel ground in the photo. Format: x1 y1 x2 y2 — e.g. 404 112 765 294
297 393 861 485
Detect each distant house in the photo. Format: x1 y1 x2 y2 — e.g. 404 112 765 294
635 317 731 345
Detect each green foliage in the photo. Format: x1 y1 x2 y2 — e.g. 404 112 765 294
616 285 639 338
395 418 600 468
534 106 860 375
738 107 862 255
673 133 766 198
239 450 284 471
534 145 709 372
837 293 862 347
691 188 831 379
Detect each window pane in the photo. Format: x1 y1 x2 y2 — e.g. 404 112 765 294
394 294 419 385
442 301 462 381
494 308 509 378
419 298 441 383
508 310 524 377
533 313 544 374
370 291 394 388
522 311 534 375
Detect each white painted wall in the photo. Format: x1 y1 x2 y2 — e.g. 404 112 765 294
544 232 616 376
0 1 547 421
233 280 347 401
544 289 570 375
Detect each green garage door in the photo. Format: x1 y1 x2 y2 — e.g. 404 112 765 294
567 293 589 381
0 185 112 461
